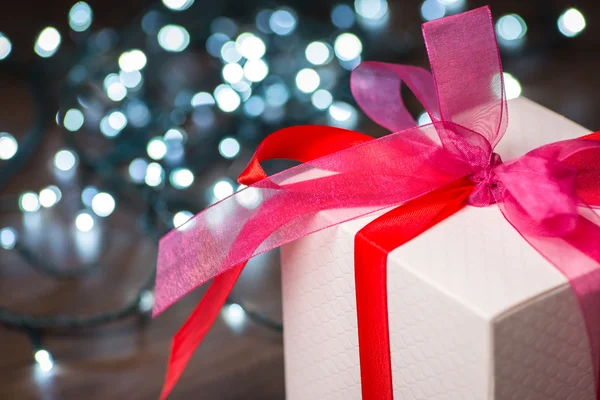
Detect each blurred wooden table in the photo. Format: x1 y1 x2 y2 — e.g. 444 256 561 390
1 0 600 399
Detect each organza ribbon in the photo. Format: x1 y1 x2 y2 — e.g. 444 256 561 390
153 7 600 399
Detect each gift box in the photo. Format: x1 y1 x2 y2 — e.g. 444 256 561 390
280 97 597 399
153 7 600 400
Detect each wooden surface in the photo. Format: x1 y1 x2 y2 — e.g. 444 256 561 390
1 0 600 399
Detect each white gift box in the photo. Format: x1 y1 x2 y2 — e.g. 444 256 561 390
280 98 597 399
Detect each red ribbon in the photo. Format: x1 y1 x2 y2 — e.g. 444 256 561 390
155 7 600 399
158 128 600 400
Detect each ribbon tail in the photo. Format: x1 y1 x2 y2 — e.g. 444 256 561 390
355 177 473 400
158 126 377 399
159 263 245 400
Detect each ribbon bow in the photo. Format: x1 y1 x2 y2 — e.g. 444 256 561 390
154 7 600 399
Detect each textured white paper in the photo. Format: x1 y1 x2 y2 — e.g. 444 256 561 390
281 98 596 399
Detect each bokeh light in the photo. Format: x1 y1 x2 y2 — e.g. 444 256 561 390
39 186 62 208
421 0 445 21
0 227 17 250
63 109 85 132
328 101 358 129
19 192 41 213
75 211 95 233
295 68 320 93
162 0 194 11
331 4 355 29
243 59 269 82
504 72 522 100
305 41 331 65
218 137 240 159
34 27 61 58
170 168 195 189
0 33 12 60
69 2 93 32
213 180 234 200
236 33 266 60
158 24 190 52
145 162 165 187
54 149 78 172
269 9 297 36
311 89 333 110
118 49 147 72
214 85 241 112
128 158 148 183
147 137 168 160
558 8 586 37
91 192 116 217
496 14 527 41
334 33 362 61
355 0 388 20
0 133 18 160
173 210 193 228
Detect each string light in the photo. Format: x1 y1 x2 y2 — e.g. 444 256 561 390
503 72 522 100
222 63 244 84
0 133 18 160
128 158 148 183
214 85 241 112
158 24 190 52
243 59 269 82
75 211 95 233
558 8 586 38
418 112 432 126
137 290 155 313
63 109 85 132
34 349 54 373
354 0 388 21
34 27 61 58
54 150 78 172
243 96 265 117
328 101 358 129
236 33 266 60
91 192 116 217
162 0 194 11
39 186 62 208
295 68 320 93
146 137 168 160
269 9 297 36
0 33 12 60
19 192 40 213
222 303 245 330
118 49 147 72
421 0 445 22
496 14 527 42
305 42 331 66
119 69 142 88
331 4 355 28
213 180 234 200
145 162 165 187
191 92 215 107
81 186 99 207
311 89 333 110
219 137 241 159
0 227 17 250
173 210 193 228
69 2 93 32
334 33 362 61
169 168 195 189
236 185 262 209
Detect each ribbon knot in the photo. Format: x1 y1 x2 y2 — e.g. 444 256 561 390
468 152 503 207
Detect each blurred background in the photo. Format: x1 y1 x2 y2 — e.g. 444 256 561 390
0 0 597 399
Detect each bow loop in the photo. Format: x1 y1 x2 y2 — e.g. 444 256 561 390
495 154 579 237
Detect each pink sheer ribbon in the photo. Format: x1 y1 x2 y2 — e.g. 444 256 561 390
154 6 600 397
